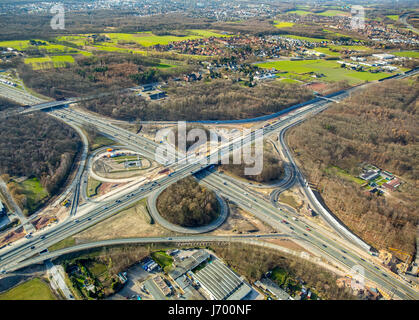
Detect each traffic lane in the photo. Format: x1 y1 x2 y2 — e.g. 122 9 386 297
199 173 418 299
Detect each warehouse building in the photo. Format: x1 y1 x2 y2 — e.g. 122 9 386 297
169 249 210 281
193 259 252 300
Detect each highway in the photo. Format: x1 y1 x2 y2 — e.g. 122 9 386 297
0 90 336 274
4 234 297 272
147 188 229 234
400 13 419 35
0 69 418 300
195 171 419 300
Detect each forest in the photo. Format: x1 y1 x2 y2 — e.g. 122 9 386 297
80 79 314 121
221 142 284 183
0 97 19 111
0 113 81 213
156 176 219 227
211 243 355 300
288 78 419 255
19 52 189 99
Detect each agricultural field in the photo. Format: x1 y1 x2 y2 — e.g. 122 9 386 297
274 21 295 28
285 9 348 17
0 278 56 300
317 10 349 17
57 29 228 49
386 15 399 21
256 59 399 85
285 10 312 16
392 51 419 58
313 47 341 57
24 55 75 70
0 39 87 55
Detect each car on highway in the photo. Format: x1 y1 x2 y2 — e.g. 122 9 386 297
167 238 172 240
75 219 80 223
40 235 46 240
289 226 294 230
322 244 327 248
30 245 35 250
306 227 311 231
303 233 308 236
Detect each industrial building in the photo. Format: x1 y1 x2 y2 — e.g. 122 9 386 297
169 249 210 281
193 259 252 300
255 278 292 300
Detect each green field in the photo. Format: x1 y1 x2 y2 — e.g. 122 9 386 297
0 39 87 55
285 9 348 17
327 166 365 185
90 134 117 151
257 59 397 85
314 47 341 56
19 177 49 213
25 55 75 69
24 57 52 69
279 78 301 84
286 10 312 16
0 278 56 300
386 15 399 21
317 10 349 17
151 251 174 269
48 236 76 252
274 21 295 28
393 51 419 58
58 30 227 50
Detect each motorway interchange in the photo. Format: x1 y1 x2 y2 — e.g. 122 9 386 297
0 70 418 300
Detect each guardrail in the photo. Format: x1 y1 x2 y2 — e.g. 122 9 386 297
305 183 371 252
